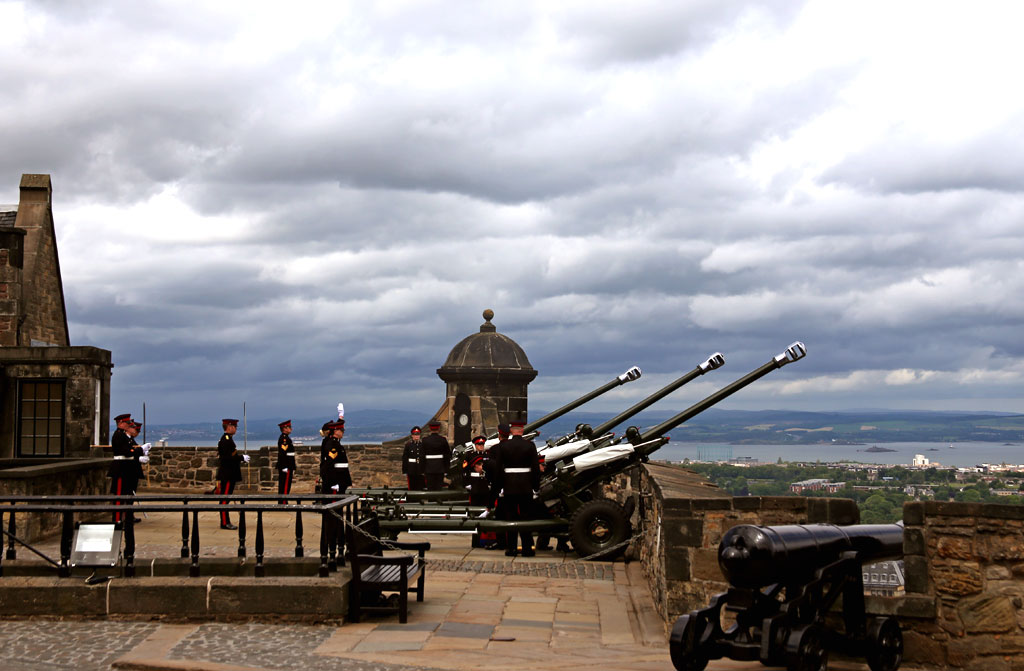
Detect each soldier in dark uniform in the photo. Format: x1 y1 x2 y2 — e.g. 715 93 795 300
420 420 451 490
108 413 134 523
321 420 351 565
215 418 249 529
402 426 425 490
275 420 297 503
491 420 540 557
483 423 511 550
464 435 492 506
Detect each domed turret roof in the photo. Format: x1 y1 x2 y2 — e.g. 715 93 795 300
437 309 537 382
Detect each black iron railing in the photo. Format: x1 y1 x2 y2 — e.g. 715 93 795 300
0 493 362 579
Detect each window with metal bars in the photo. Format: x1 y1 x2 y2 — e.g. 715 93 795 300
17 379 65 457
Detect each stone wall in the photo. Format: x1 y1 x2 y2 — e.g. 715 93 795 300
141 442 406 491
0 458 109 541
616 462 859 627
899 501 1024 669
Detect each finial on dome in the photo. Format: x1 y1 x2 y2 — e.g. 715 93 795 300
481 308 496 333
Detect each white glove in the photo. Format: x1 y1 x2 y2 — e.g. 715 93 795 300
331 484 340 492
532 490 539 499
139 455 150 464
141 443 152 455
498 488 505 498
243 454 251 463
281 468 289 473
337 402 345 418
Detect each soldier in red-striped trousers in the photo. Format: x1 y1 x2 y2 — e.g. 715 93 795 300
276 420 297 504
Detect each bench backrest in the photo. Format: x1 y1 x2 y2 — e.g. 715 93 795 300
347 515 383 559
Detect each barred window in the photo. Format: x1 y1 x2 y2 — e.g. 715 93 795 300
17 380 65 457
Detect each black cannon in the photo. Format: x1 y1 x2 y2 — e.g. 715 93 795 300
670 522 905 671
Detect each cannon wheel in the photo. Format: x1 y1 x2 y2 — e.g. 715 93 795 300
866 617 903 671
785 625 828 671
668 614 709 671
569 499 632 560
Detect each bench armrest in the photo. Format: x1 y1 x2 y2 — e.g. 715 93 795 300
354 553 415 567
390 540 431 556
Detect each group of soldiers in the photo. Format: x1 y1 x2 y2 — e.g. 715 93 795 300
402 419 565 556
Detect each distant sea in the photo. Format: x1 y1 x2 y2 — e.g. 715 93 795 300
155 439 1024 468
658 441 1024 468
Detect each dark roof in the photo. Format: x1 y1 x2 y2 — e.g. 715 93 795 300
0 208 16 227
438 309 536 374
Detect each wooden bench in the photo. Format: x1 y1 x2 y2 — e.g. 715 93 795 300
345 514 430 623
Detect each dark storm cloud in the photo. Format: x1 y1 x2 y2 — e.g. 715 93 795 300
4 0 1024 420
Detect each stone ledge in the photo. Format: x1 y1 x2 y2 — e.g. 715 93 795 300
0 574 350 621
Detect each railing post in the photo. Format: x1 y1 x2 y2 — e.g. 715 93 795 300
295 508 303 558
124 511 136 577
0 509 4 577
319 509 329 577
238 500 246 558
255 511 265 577
181 505 189 558
190 510 200 577
6 505 16 560
59 512 73 578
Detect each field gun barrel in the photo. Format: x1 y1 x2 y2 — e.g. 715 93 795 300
719 522 904 589
520 365 641 436
638 342 806 442
574 352 724 443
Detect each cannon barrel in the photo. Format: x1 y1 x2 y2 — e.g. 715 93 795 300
638 342 806 442
519 365 641 436
718 522 905 589
581 353 724 440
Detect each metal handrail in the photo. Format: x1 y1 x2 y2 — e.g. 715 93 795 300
0 494 362 579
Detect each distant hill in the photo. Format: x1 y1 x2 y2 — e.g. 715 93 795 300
137 408 1024 445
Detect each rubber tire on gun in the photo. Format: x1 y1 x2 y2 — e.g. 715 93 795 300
668 613 709 671
568 498 631 560
866 617 903 671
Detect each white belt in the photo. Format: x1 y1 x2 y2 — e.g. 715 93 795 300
407 459 418 463
469 472 482 478
334 463 349 468
285 452 296 456
425 454 444 459
112 456 130 460
504 467 530 473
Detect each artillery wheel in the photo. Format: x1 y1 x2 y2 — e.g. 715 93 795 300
669 614 709 671
569 499 631 560
866 617 903 671
785 625 828 671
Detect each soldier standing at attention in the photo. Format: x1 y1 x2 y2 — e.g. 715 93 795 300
321 420 351 566
276 420 297 503
215 418 249 530
420 420 451 490
464 435 492 506
125 420 149 523
491 419 540 557
402 426 424 490
109 413 133 523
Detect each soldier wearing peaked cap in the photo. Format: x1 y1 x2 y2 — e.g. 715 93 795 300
491 419 540 557
402 426 425 491
276 420 297 504
215 419 248 530
420 420 451 491
321 420 350 567
109 413 134 523
464 435 492 506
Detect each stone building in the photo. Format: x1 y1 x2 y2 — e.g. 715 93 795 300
434 309 537 446
0 174 112 458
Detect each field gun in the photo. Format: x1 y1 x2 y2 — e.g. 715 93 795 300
377 343 807 560
538 352 725 467
349 366 641 502
670 522 905 671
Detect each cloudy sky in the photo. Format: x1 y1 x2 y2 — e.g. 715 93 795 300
3 1 1023 423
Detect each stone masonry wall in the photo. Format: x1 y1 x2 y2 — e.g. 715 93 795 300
899 501 1024 670
141 442 406 491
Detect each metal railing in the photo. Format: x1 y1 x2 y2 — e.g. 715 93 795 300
0 493 362 579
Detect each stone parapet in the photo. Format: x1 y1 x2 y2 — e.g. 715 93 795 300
140 442 405 491
900 500 1024 669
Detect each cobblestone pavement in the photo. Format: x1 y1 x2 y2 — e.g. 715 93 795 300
426 558 613 579
0 620 157 670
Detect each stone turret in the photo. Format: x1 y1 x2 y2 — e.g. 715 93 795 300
434 309 537 445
